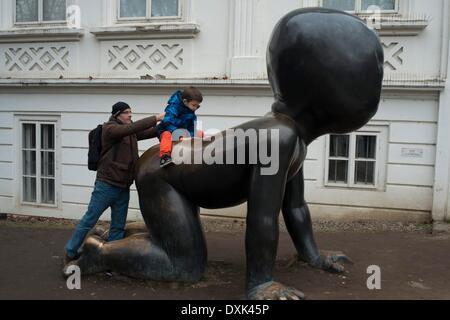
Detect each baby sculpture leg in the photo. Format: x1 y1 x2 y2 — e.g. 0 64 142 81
70 174 207 282
282 168 353 273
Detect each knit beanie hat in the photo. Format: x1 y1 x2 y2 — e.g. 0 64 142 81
112 102 131 117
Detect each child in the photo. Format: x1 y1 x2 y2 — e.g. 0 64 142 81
158 86 203 167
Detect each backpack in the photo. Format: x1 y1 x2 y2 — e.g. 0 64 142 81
88 124 103 171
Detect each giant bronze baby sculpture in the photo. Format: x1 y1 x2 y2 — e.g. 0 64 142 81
70 8 384 300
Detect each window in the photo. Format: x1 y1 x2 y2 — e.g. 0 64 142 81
325 127 387 189
15 0 67 24
328 135 351 184
322 0 397 13
21 121 57 206
118 0 180 20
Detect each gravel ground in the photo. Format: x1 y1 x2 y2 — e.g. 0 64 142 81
1 214 434 234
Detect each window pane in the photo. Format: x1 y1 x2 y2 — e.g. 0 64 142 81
151 0 178 17
356 135 376 159
323 0 356 11
355 161 375 184
41 178 55 204
120 0 146 17
23 151 36 176
330 135 350 158
23 177 37 202
362 0 395 10
41 124 55 150
16 0 39 22
41 152 55 177
328 160 348 183
22 124 36 149
43 0 66 21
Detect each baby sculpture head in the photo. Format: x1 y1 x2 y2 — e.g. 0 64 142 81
267 8 384 144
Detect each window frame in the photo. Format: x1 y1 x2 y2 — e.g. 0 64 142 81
327 134 351 185
324 126 388 191
320 0 399 14
116 0 182 23
16 115 61 209
14 0 67 26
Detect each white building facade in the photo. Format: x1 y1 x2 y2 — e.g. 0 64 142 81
0 0 449 223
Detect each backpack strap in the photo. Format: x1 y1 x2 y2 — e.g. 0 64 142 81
100 122 119 162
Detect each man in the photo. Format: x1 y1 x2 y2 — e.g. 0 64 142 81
64 101 164 264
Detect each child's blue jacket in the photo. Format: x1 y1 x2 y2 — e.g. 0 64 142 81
157 90 197 137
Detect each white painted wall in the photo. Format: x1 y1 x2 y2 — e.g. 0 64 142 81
0 89 439 222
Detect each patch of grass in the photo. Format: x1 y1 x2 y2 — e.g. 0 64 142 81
415 223 433 231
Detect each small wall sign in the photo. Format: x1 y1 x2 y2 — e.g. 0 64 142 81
401 148 424 158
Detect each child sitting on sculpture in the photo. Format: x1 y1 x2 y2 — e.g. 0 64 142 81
158 86 203 167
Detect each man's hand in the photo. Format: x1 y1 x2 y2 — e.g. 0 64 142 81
156 113 165 122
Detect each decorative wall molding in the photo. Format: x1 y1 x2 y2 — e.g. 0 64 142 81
0 78 444 94
0 27 84 43
382 42 404 71
4 46 70 72
100 40 190 78
383 78 445 91
361 14 428 36
107 44 183 72
91 23 200 40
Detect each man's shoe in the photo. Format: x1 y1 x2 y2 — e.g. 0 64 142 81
160 154 173 168
64 252 79 266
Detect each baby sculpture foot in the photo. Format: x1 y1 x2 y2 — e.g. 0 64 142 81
86 226 108 240
305 250 353 273
63 235 106 277
247 281 305 300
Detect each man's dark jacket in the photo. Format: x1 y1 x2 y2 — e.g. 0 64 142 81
97 116 157 188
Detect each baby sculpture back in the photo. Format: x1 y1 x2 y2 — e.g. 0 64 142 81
267 8 384 144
